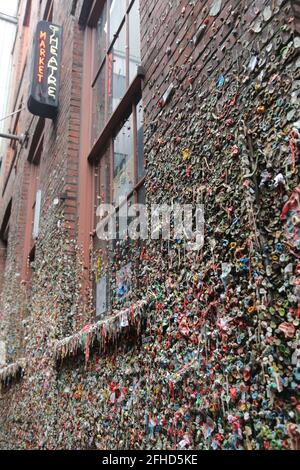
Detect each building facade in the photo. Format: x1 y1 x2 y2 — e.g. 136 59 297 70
0 1 18 314
0 0 299 450
0 0 18 174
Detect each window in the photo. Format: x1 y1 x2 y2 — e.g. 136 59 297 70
93 100 145 316
128 0 141 83
22 118 44 281
113 115 135 205
89 0 144 318
91 0 142 142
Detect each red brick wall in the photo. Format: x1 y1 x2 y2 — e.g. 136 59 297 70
0 0 85 358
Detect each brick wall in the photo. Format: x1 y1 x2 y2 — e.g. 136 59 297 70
0 0 85 360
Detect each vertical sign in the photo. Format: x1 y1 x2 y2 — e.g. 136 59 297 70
27 21 63 119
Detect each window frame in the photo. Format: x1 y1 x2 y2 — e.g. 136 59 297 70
87 0 144 318
93 100 145 219
78 0 145 321
93 99 145 317
91 0 142 140
89 0 145 211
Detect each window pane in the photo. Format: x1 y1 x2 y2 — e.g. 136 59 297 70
129 0 141 83
117 199 128 242
94 150 111 318
113 197 135 309
117 196 136 243
94 149 111 251
138 185 146 205
109 0 126 43
137 100 144 179
113 115 134 206
99 149 110 205
94 2 108 76
92 66 106 143
108 24 126 116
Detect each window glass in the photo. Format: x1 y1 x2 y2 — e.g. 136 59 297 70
98 148 110 205
92 66 106 143
112 196 134 308
92 0 142 144
117 199 128 242
116 196 136 243
108 24 126 116
94 2 108 74
94 150 111 317
129 0 141 83
94 148 110 253
138 185 146 205
109 0 126 43
113 115 134 206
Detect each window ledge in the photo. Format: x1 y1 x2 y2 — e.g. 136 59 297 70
88 68 145 164
0 358 26 388
54 297 149 364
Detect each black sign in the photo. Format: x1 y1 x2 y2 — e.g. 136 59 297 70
27 21 63 119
